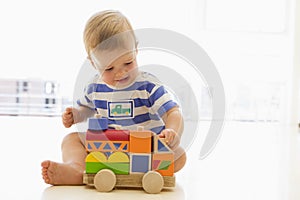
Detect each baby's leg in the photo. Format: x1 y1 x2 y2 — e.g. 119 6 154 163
41 132 87 185
173 146 187 173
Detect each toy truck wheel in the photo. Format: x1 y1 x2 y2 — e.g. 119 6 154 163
142 171 164 194
94 169 116 192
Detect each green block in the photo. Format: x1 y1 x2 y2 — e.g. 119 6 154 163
86 162 106 174
159 160 171 170
106 163 130 174
86 162 129 174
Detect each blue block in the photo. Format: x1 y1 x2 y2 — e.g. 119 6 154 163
158 139 171 152
131 154 151 173
88 117 108 131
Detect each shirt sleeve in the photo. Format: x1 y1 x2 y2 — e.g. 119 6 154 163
76 84 95 110
148 84 178 117
76 75 98 110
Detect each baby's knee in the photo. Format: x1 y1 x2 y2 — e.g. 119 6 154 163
174 146 186 160
174 146 187 172
62 132 81 146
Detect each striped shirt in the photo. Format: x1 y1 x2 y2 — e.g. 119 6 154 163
77 71 178 134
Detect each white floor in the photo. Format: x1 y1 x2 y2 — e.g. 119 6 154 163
0 116 299 200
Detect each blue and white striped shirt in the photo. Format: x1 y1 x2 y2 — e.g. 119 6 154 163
77 71 178 134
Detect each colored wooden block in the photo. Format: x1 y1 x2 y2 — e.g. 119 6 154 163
130 153 152 173
86 129 130 141
86 140 129 152
153 135 172 153
88 117 108 131
86 162 106 174
107 152 130 162
86 152 130 174
86 163 129 174
86 162 130 174
86 152 107 162
129 130 152 153
152 153 174 176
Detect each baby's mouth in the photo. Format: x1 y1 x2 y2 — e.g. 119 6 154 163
116 75 129 84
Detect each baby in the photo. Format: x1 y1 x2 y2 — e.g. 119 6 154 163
41 10 186 185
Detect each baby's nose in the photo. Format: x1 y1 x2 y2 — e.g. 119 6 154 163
116 69 127 78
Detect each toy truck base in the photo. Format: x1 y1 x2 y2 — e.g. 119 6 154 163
83 170 175 194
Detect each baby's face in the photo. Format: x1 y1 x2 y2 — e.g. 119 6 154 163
92 49 139 88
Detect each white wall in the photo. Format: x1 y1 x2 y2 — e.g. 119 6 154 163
0 0 296 122
0 0 199 99
290 0 300 125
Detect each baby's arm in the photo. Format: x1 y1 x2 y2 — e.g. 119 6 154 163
159 107 184 149
62 106 96 128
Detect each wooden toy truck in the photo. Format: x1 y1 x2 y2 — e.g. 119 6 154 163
83 116 176 194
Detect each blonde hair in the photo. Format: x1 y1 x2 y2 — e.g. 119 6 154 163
83 10 137 58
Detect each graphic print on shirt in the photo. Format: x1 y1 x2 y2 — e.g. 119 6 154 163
108 100 134 119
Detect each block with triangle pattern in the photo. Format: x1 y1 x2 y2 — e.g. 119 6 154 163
153 135 172 153
86 129 130 152
86 140 129 152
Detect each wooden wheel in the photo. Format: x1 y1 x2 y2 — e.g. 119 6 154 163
94 169 116 192
142 171 164 194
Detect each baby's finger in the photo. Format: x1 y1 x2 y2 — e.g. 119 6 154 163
63 111 73 118
64 108 74 116
170 133 181 149
66 107 73 112
63 120 73 128
63 111 72 117
62 116 72 123
63 123 71 128
163 130 174 144
64 117 73 124
158 131 165 138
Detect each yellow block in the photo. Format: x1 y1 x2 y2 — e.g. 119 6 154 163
107 152 129 163
85 152 107 162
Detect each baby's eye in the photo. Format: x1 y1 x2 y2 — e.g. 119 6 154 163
125 61 133 65
105 67 113 71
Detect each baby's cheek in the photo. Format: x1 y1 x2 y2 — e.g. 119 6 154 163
101 74 113 85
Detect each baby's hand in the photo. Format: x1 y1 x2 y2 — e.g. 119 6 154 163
158 129 180 150
62 107 74 128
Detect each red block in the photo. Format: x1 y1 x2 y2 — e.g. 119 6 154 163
86 129 130 141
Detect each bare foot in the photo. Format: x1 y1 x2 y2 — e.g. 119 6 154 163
41 160 85 185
